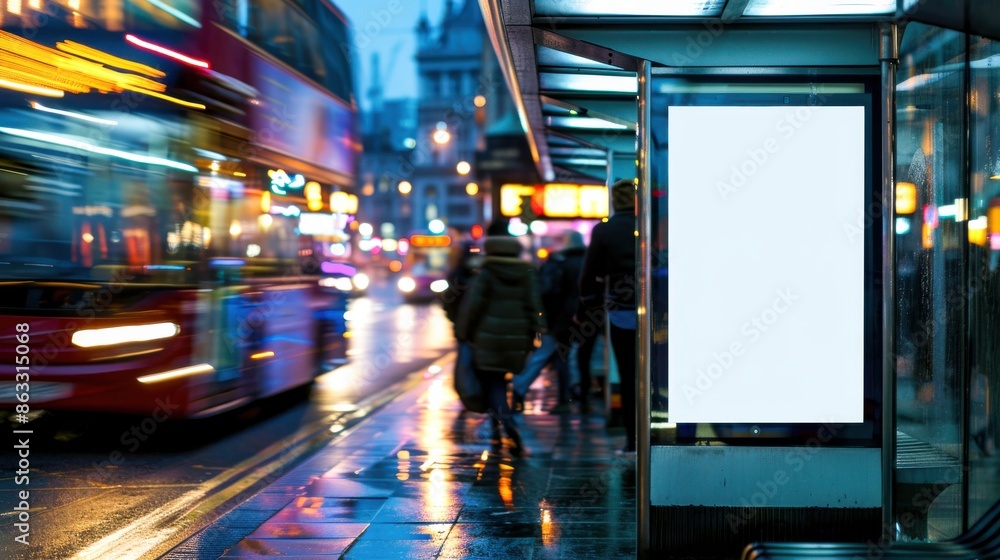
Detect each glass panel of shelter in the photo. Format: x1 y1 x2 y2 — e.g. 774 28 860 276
967 34 1000 530
895 24 967 540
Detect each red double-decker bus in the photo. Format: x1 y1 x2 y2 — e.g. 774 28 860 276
0 0 359 418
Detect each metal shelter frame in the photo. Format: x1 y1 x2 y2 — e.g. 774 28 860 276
479 0 1000 557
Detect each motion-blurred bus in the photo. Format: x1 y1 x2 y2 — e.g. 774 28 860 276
397 234 451 303
0 0 359 418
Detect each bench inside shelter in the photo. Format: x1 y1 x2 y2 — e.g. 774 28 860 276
741 431 974 560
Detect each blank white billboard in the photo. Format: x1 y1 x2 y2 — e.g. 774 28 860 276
667 105 866 424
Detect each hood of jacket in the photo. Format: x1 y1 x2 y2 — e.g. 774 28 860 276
482 236 533 284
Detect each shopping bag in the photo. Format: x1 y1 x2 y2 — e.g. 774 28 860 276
454 342 488 413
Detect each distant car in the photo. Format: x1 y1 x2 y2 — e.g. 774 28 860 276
318 261 369 296
398 233 451 303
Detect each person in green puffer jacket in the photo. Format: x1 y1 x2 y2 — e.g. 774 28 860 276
456 231 545 457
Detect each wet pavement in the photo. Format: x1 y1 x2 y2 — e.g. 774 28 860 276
164 353 637 559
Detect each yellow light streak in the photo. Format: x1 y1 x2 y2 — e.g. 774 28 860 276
57 40 166 78
0 30 202 109
137 363 215 384
0 77 64 97
250 351 275 360
130 87 206 109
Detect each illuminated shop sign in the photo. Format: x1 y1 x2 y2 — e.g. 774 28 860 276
329 191 358 214
268 168 305 195
500 184 608 219
269 204 301 217
299 213 335 235
409 235 451 248
305 181 324 211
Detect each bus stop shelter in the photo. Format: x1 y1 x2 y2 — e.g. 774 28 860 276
480 0 1000 557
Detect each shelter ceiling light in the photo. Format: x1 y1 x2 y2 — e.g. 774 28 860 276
539 72 637 94
743 0 894 16
553 157 607 166
547 116 629 130
533 0 725 17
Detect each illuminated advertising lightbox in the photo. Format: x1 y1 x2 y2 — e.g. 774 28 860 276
667 105 865 424
251 57 357 176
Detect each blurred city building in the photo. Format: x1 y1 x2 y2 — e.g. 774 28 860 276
408 0 486 234
359 0 522 237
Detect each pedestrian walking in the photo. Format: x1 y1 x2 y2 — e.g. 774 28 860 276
578 178 637 454
456 228 545 456
512 230 587 414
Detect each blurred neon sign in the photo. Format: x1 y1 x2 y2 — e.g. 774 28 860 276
305 181 324 211
500 183 608 219
268 169 305 195
409 235 451 248
269 204 301 217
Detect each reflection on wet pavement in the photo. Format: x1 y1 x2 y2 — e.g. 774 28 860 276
167 359 637 559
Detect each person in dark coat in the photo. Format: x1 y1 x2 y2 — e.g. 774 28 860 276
578 178 637 454
440 240 482 327
512 230 587 413
457 234 545 456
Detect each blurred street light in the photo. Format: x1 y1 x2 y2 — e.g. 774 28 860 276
433 121 450 145
466 182 479 195
433 129 450 145
398 180 412 194
456 161 471 175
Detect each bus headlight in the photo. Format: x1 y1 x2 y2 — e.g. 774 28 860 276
352 273 369 290
72 322 180 348
430 279 449 293
334 277 353 292
398 277 416 293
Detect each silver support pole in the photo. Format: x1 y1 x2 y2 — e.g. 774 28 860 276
878 21 899 543
637 58 652 559
605 150 615 422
